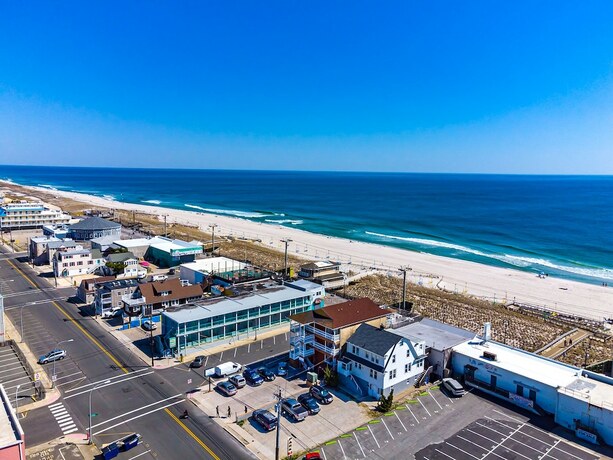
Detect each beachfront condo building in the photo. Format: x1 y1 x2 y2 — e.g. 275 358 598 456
288 298 392 370
0 200 71 230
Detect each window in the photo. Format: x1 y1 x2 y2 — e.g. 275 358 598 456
365 352 369 360
390 369 396 379
352 345 356 354
405 363 411 373
369 369 373 378
373 371 378 379
392 354 396 364
407 349 411 358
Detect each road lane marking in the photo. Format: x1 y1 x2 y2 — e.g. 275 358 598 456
65 369 151 393
93 400 185 434
65 372 155 399
164 407 221 460
128 450 151 459
90 394 183 429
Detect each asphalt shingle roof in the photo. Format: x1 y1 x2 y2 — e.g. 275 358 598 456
346 323 402 356
69 216 120 231
290 298 391 329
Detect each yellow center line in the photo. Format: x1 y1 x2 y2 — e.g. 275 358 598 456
6 258 219 458
165 409 220 460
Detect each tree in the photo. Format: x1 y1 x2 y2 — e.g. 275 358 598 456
322 366 339 388
377 389 394 412
105 261 125 274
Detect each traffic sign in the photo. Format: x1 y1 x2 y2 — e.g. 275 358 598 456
51 374 57 382
89 413 99 417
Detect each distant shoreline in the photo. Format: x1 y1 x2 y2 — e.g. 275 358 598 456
2 178 612 321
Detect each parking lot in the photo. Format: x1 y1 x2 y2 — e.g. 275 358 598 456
311 386 603 460
0 343 36 401
416 413 599 460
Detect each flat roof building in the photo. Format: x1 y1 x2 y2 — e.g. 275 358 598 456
0 384 25 460
147 237 203 267
161 280 325 355
0 200 70 230
451 338 613 446
180 257 247 285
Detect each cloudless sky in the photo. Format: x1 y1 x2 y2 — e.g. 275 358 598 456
0 1 612 173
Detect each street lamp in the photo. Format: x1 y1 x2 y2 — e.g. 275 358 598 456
52 339 74 388
88 379 111 445
15 384 21 418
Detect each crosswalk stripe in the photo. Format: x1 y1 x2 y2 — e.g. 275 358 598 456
50 406 66 413
59 420 75 428
55 414 72 422
63 427 78 434
52 410 68 417
48 402 64 409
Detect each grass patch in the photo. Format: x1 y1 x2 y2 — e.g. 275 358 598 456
419 391 429 396
406 400 418 404
325 440 337 445
355 427 367 431
340 434 353 438
237 420 245 427
368 420 381 424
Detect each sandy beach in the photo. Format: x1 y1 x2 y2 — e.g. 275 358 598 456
9 182 613 321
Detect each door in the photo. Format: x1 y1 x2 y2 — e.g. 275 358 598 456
490 375 497 388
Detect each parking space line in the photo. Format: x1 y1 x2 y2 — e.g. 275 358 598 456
220 351 223 361
367 425 381 448
457 435 488 451
541 440 560 459
247 344 250 353
273 335 275 345
434 448 455 459
417 398 431 417
406 404 420 424
447 441 480 459
394 411 407 431
233 348 237 358
0 364 24 374
476 421 508 437
336 440 345 459
260 340 263 349
319 446 327 460
482 423 524 459
381 419 394 440
353 432 366 457
492 409 522 423
466 428 499 446
428 390 444 410
484 415 515 430
128 450 151 460
496 444 532 460
553 445 585 460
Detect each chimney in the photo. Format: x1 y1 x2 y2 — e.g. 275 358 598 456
483 322 491 341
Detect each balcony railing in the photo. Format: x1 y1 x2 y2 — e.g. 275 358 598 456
290 334 314 346
290 347 315 360
305 325 340 342
312 341 340 356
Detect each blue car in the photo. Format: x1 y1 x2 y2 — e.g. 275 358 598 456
243 368 264 386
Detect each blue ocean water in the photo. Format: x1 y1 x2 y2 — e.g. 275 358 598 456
1 165 612 285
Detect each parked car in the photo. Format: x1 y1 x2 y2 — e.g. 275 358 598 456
243 369 264 386
441 378 466 397
298 394 320 415
142 320 157 331
276 361 288 377
303 454 322 460
190 356 205 368
252 409 277 431
229 374 246 389
38 349 67 364
309 385 333 404
257 367 276 382
214 362 242 377
101 308 123 319
216 381 238 397
281 398 309 422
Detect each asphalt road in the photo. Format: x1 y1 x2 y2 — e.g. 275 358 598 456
0 248 255 460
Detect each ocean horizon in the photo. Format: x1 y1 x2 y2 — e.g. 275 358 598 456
2 164 612 285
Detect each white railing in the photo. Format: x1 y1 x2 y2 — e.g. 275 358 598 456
312 341 340 356
305 325 340 342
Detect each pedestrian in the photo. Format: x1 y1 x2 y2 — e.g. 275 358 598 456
244 405 248 414
564 339 567 347
569 338 573 345
227 406 231 418
216 405 219 417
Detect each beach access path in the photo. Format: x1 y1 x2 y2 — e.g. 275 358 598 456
13 182 613 321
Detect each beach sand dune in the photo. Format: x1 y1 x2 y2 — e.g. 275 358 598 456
11 183 613 321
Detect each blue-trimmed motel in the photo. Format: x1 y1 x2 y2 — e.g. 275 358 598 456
161 280 324 355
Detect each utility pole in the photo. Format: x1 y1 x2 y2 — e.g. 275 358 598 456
164 215 168 237
399 266 412 313
274 387 282 460
281 239 292 279
209 224 218 257
150 306 155 367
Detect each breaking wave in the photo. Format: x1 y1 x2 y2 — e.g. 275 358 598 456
184 204 266 218
365 231 613 280
264 219 303 225
142 199 162 205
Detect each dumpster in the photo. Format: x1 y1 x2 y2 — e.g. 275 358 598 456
101 443 119 460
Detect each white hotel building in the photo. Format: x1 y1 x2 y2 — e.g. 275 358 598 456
0 200 71 230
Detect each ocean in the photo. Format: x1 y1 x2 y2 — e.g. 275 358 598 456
1 165 612 285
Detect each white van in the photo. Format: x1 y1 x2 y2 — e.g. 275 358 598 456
152 274 168 282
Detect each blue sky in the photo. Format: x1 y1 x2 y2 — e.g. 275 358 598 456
1 1 612 173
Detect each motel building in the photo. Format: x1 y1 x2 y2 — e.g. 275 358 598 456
161 280 324 356
451 325 613 446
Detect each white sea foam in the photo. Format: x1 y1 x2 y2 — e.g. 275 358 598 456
264 219 303 225
365 231 613 280
102 194 116 201
184 204 266 218
37 184 58 191
142 200 162 205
